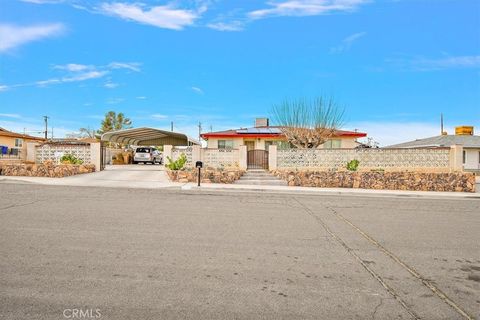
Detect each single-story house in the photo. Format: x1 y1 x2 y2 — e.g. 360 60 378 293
0 127 45 159
200 118 367 150
386 126 480 170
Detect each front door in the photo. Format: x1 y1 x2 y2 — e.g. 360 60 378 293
245 141 255 151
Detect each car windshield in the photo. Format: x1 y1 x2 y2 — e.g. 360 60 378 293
136 148 151 153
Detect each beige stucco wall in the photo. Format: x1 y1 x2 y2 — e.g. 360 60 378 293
204 136 359 149
464 148 480 170
205 137 244 149
0 136 43 160
317 137 359 149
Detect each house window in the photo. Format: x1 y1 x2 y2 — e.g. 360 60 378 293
277 141 293 149
265 140 293 150
462 150 466 164
218 140 234 149
324 139 342 149
14 138 23 148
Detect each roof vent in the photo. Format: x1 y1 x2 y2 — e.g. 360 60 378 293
255 118 269 127
455 126 474 136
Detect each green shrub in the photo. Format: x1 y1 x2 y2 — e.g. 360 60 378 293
346 159 359 171
166 153 187 170
60 154 83 165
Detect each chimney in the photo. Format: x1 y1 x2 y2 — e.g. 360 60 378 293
255 118 269 127
455 126 474 136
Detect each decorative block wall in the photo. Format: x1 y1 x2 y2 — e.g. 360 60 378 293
35 144 91 164
171 146 193 167
202 149 240 168
276 148 451 170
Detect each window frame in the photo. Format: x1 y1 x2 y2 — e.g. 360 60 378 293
324 139 342 149
218 140 234 149
14 138 23 148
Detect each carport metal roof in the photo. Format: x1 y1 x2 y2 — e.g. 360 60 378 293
101 127 200 146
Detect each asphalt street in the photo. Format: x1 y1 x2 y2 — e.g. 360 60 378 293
0 183 479 319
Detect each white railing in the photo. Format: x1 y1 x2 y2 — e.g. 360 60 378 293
0 152 22 160
277 148 451 170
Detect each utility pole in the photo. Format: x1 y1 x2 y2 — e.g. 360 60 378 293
440 113 444 135
171 121 174 132
210 125 212 132
43 116 49 140
198 122 202 141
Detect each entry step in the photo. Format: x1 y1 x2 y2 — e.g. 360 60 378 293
235 170 287 186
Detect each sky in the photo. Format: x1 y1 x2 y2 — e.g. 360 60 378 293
0 0 479 146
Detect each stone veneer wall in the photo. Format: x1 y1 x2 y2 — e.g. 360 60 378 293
167 168 244 184
271 170 476 193
0 162 96 178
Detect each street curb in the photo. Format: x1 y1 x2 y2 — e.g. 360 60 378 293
181 182 480 199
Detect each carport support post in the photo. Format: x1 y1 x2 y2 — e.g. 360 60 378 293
90 142 101 172
239 145 247 170
268 145 277 171
163 145 173 167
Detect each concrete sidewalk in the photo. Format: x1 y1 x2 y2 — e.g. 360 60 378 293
1 173 478 199
182 181 480 199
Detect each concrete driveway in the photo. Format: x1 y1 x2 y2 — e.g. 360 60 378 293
0 184 479 320
0 164 176 188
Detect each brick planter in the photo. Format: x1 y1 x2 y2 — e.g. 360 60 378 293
0 162 96 178
167 168 244 184
271 170 476 193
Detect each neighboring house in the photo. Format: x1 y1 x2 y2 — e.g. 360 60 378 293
200 118 367 150
386 126 480 170
0 127 45 159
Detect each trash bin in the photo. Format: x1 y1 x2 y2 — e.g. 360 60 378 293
1 146 7 155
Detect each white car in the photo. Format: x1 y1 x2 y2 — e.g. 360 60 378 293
133 147 162 164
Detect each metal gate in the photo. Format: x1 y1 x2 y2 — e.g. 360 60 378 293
100 142 106 171
247 149 269 169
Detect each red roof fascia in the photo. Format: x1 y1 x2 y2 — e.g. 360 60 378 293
201 133 282 138
201 132 367 139
337 132 367 138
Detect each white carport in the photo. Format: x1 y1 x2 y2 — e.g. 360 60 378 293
101 127 200 146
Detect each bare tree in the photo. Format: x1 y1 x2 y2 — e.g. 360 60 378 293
271 97 345 148
65 127 97 139
78 127 97 139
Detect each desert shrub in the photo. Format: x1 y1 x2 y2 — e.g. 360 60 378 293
166 153 187 170
346 159 359 171
60 154 83 165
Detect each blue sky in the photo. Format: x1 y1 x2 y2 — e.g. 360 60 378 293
0 0 479 145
